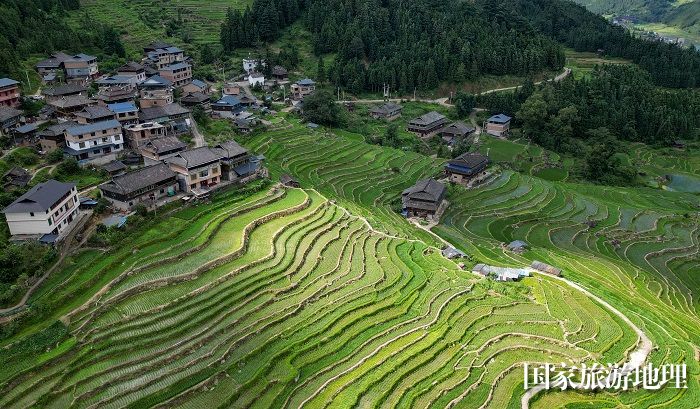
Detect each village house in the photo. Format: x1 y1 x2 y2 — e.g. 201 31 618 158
116 61 147 83
407 111 449 137
47 95 96 117
107 102 139 124
12 124 40 147
485 114 512 137
123 122 167 149
38 121 76 153
506 240 529 254
75 105 116 124
42 83 88 102
2 179 80 240
243 58 260 73
138 75 174 108
291 78 316 100
531 261 562 276
0 78 21 108
139 104 190 126
95 75 141 91
445 152 490 186
94 86 136 106
2 167 31 190
0 106 22 136
159 62 192 88
212 95 242 113
248 72 265 87
180 92 212 112
401 178 446 218
281 174 300 188
35 52 72 76
370 102 402 121
439 121 475 145
272 66 288 81
99 163 179 211
165 147 223 194
223 83 242 96
472 264 531 282
181 79 210 95
146 45 186 70
141 136 188 164
213 140 263 183
101 160 127 177
63 119 123 162
63 53 99 81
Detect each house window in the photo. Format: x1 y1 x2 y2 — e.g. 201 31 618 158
48 219 52 226
30 212 34 217
79 142 85 148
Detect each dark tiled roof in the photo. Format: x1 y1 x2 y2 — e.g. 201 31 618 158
297 78 315 86
371 102 402 115
181 92 210 104
402 178 446 212
139 103 190 121
2 179 75 214
75 105 115 120
440 121 475 135
0 106 22 122
47 95 94 109
43 83 87 96
118 61 145 72
214 140 248 159
272 66 288 76
0 78 19 88
166 147 222 169
449 152 489 169
101 160 127 173
143 136 188 154
39 121 77 137
409 111 446 126
99 163 176 196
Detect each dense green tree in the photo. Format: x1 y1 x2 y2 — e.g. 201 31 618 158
454 92 476 118
302 89 342 126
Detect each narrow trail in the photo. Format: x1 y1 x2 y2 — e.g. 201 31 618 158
189 114 206 148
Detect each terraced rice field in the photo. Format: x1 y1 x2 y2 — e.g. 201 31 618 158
436 170 700 407
0 181 638 408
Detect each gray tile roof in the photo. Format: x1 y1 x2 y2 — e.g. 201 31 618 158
2 179 75 214
99 163 176 196
43 83 87 96
118 61 145 72
39 121 77 137
181 92 210 104
160 62 190 71
75 105 115 120
409 111 446 126
488 114 512 124
401 178 446 212
215 140 249 159
0 106 22 122
449 152 489 169
143 136 188 154
101 160 127 173
139 103 190 121
440 121 475 136
0 78 19 88
47 95 94 109
65 119 121 136
371 102 402 115
166 147 222 169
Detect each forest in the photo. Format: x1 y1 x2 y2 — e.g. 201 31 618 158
0 0 125 79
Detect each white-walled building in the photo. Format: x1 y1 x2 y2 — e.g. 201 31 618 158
2 180 80 238
248 72 265 87
63 119 124 162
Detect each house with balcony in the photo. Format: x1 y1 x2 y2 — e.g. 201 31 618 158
370 102 402 121
0 78 21 108
124 122 167 149
407 111 449 137
38 121 76 153
445 152 490 186
35 52 72 76
401 178 446 219
159 62 192 88
290 78 316 100
165 147 223 194
146 45 186 70
116 61 147 83
2 179 80 241
213 140 264 184
63 119 123 162
99 163 179 211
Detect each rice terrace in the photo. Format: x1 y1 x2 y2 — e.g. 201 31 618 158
2 0 700 408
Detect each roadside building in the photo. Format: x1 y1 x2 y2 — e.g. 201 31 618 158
63 119 123 162
531 261 562 277
445 152 490 186
165 147 223 193
0 106 22 135
485 114 512 137
401 178 446 218
123 122 167 149
370 102 402 121
0 78 21 108
2 180 80 239
407 111 449 137
99 163 179 211
290 79 316 100
140 136 188 164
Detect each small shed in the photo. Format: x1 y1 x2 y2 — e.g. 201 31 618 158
101 160 127 176
531 260 562 277
442 247 466 260
506 240 528 254
281 174 300 188
2 167 31 190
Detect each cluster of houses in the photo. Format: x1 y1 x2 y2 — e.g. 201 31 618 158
1 42 272 244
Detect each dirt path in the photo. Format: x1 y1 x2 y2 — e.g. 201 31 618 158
189 114 206 148
521 269 652 408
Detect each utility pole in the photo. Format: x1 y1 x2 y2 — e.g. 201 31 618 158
337 87 340 101
413 87 416 101
25 70 31 91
